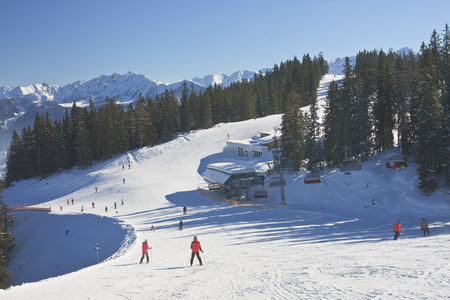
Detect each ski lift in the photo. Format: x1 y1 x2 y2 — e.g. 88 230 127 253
385 155 407 169
254 190 268 198
304 173 321 184
269 177 286 187
340 158 362 173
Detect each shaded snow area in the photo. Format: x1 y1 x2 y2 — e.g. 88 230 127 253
1 75 450 299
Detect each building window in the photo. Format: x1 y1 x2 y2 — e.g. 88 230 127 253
238 147 243 157
253 151 262 158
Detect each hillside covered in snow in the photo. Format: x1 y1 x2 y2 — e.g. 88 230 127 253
1 75 449 299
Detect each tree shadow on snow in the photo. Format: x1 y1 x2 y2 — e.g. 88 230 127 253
164 190 450 246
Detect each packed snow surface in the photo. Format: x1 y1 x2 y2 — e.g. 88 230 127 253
1 75 450 299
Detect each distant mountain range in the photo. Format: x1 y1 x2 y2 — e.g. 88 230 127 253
0 70 265 110
0 69 266 169
0 49 413 170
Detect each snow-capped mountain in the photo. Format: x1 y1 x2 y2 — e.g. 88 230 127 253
0 70 263 108
0 70 262 168
327 47 414 75
191 70 264 87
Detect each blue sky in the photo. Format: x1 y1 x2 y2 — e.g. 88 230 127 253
1 0 449 87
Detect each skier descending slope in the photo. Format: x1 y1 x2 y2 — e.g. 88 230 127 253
190 236 203 266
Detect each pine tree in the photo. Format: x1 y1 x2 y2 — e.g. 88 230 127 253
305 103 322 171
135 97 153 148
87 100 102 161
180 81 192 132
353 51 375 159
281 90 307 170
415 43 444 193
5 130 22 185
323 80 343 165
126 102 137 149
374 50 396 151
189 84 200 129
199 88 213 129
340 57 361 158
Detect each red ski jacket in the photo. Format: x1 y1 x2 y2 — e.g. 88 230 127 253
142 242 150 253
191 238 202 253
393 222 402 232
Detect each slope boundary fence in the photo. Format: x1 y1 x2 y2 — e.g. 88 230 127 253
6 204 51 212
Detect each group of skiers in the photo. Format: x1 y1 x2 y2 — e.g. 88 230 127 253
140 235 203 266
65 192 125 214
393 218 430 240
140 205 204 266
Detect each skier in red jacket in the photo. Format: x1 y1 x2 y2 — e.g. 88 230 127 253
139 239 151 264
393 221 402 240
190 236 203 266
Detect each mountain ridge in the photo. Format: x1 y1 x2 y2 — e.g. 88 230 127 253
0 70 263 106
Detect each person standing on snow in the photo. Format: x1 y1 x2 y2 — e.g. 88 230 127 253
139 239 151 264
183 206 187 215
179 220 184 230
393 221 402 240
420 218 430 237
190 236 203 266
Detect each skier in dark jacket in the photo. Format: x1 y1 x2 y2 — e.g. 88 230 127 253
179 220 183 230
190 236 203 266
420 218 430 237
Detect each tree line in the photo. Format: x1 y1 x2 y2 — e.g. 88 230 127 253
0 182 14 289
280 25 449 194
4 53 327 186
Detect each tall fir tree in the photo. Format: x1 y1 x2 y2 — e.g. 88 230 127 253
323 80 343 165
305 102 323 171
374 50 396 151
180 82 192 132
281 90 307 170
414 43 444 193
5 130 23 185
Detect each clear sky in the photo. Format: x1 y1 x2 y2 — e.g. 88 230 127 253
1 0 449 87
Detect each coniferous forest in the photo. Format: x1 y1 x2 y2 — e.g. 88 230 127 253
4 25 450 195
4 54 327 186
320 25 450 194
0 182 14 288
